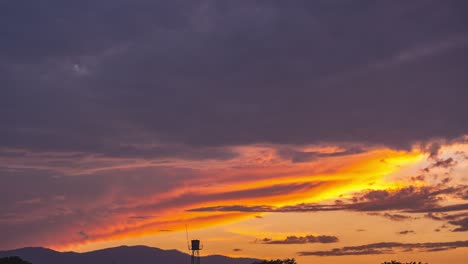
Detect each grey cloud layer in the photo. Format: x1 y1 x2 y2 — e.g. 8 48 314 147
1 0 468 157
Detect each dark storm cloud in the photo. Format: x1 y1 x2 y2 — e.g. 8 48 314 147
1 0 468 157
298 240 468 256
258 235 338 244
1 0 468 251
0 1 192 62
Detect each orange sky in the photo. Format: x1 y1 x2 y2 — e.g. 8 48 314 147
13 141 460 264
2 3 468 264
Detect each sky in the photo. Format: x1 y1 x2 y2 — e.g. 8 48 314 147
0 1 467 264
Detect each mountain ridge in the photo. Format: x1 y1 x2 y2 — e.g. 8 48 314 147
0 245 259 264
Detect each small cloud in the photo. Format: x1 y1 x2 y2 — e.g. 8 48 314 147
78 231 89 240
233 248 242 252
254 238 272 243
398 230 415 235
72 63 90 76
410 175 425 182
422 157 457 173
449 217 468 232
382 213 413 221
433 158 457 169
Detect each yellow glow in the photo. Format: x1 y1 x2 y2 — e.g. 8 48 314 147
49 144 442 255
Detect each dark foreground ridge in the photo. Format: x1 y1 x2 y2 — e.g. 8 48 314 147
0 246 258 264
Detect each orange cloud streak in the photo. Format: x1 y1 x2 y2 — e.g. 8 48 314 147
12 145 424 251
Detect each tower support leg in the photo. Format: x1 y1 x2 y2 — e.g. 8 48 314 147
191 249 200 264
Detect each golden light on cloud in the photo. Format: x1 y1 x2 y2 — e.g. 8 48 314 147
3 139 467 264
46 144 434 252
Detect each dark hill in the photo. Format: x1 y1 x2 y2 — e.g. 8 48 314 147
0 245 258 264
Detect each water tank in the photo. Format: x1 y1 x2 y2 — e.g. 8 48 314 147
191 240 200 250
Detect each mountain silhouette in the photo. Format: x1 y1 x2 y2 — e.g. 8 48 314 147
0 245 259 264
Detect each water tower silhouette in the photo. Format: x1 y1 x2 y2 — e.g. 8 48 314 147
186 226 203 264
189 239 202 264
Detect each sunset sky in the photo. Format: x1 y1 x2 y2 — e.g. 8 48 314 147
1 1 467 264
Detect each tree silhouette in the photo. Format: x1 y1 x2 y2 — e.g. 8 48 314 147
253 259 297 264
0 256 32 264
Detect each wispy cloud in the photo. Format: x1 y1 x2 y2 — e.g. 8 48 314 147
449 217 468 232
368 212 413 221
257 235 338 245
189 185 468 214
298 240 468 256
189 184 468 233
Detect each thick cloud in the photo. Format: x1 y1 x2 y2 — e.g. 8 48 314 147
1 1 468 157
298 240 468 256
1 0 468 252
